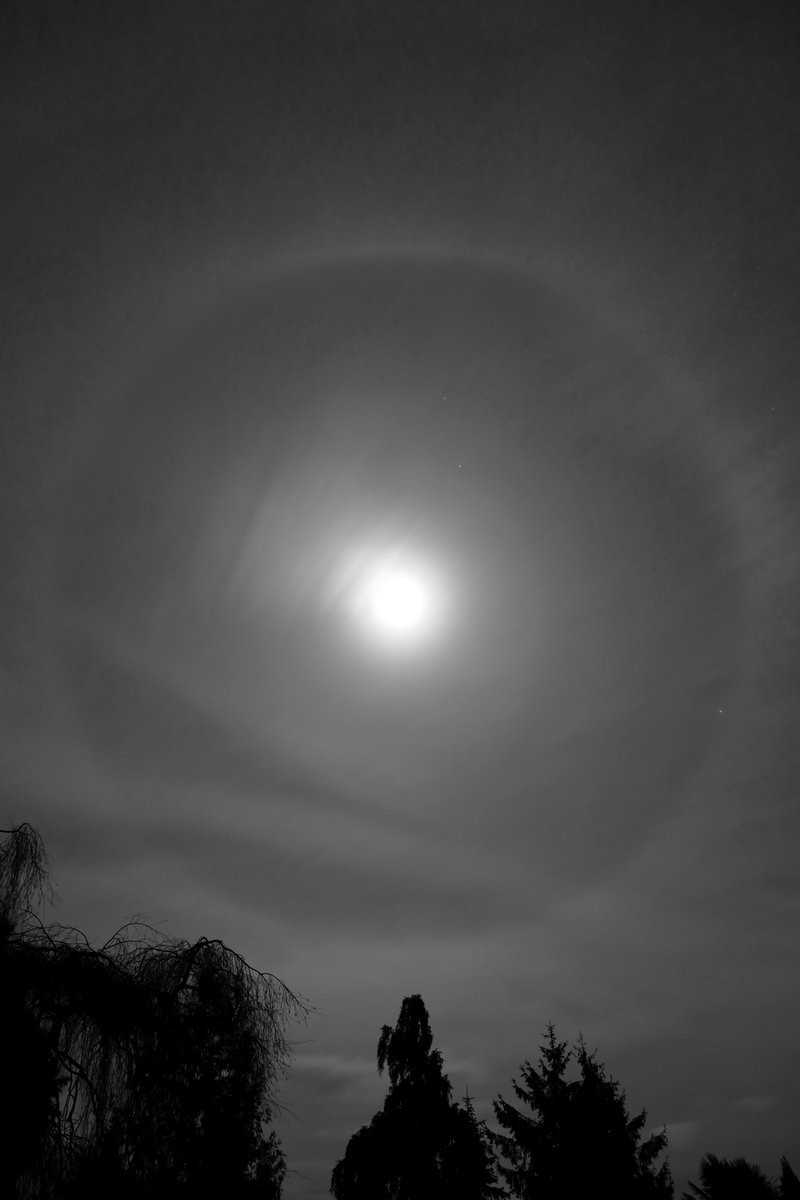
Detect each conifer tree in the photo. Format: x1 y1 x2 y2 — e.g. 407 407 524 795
493 1022 673 1199
683 1152 779 1199
780 1159 800 1200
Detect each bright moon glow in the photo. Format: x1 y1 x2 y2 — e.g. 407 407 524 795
345 552 445 651
363 570 428 632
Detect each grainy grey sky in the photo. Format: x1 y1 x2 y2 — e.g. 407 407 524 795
2 3 799 1195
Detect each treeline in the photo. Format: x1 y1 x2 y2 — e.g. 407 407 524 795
334 993 800 1200
2 826 797 1199
331 995 669 1198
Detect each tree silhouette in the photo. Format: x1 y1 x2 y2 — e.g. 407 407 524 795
681 1154 800 1200
780 1160 800 1200
0 824 303 1198
682 1153 780 1199
0 820 51 935
493 1022 673 1199
330 994 501 1199
1 824 61 1194
444 1090 505 1200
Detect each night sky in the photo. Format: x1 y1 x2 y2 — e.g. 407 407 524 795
2 3 799 1195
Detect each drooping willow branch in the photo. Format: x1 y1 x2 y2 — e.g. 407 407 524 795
1 824 308 1195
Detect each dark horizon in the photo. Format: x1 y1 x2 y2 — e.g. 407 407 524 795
4 825 797 1198
2 3 799 1196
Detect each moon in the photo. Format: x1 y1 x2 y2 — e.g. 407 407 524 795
346 553 446 651
364 568 428 632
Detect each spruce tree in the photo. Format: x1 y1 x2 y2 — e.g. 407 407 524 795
781 1159 800 1200
683 1152 779 1199
493 1023 673 1199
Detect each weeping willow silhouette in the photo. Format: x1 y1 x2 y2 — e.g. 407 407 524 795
0 824 304 1199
